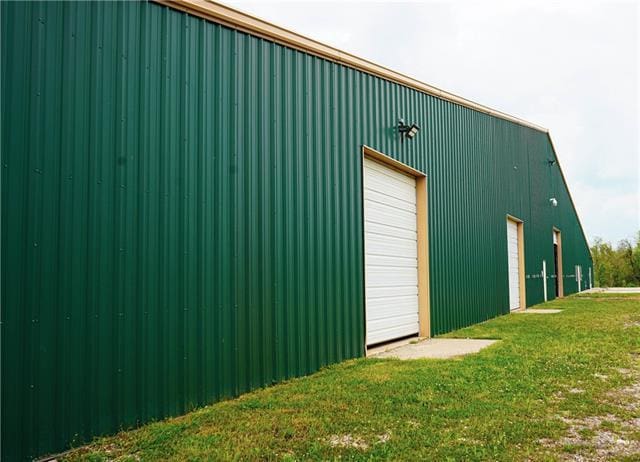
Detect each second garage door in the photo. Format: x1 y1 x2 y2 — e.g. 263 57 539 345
363 157 419 346
507 219 521 311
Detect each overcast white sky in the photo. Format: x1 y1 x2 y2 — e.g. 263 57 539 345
229 0 639 245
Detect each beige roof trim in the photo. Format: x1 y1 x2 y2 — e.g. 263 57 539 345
153 0 548 132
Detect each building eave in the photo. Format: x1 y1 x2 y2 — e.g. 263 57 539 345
152 0 549 133
153 0 590 247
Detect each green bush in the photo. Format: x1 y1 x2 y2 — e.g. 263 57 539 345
591 231 640 287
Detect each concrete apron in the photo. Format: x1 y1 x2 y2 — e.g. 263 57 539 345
515 309 563 314
368 338 497 360
583 287 640 294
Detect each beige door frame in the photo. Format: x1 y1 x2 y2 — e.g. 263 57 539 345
553 227 564 297
506 215 526 311
361 145 430 349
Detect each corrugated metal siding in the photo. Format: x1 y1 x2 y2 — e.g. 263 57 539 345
523 134 592 305
1 1 592 459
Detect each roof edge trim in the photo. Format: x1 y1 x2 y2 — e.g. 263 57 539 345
152 0 549 133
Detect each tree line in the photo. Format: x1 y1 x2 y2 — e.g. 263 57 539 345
590 231 640 287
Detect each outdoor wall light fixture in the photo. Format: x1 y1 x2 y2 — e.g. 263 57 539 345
398 119 420 140
547 159 556 165
550 197 558 207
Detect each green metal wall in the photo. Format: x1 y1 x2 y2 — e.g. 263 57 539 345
1 1 591 459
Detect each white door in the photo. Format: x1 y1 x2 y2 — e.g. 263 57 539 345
576 265 582 292
542 260 547 302
507 219 521 310
363 157 419 345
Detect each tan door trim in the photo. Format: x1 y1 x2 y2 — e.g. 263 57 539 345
362 145 430 348
506 215 526 311
553 227 564 297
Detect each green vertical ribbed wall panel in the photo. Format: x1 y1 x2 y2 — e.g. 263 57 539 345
1 1 592 459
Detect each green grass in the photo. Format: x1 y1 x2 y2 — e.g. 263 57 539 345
64 295 640 461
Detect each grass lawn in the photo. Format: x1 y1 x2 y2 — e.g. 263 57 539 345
65 294 640 461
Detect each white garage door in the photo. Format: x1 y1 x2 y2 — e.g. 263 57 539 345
507 219 520 311
363 157 419 345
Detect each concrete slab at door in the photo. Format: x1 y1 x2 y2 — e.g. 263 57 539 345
371 338 498 360
515 309 563 314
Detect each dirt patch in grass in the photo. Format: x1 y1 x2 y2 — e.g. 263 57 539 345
326 431 391 451
540 415 640 461
568 388 586 394
608 382 640 412
541 361 640 461
607 363 640 412
327 434 369 450
566 422 637 461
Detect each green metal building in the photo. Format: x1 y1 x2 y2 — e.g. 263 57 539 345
1 1 592 459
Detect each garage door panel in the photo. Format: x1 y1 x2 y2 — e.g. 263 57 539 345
364 157 416 187
366 254 417 268
365 163 416 189
366 296 419 319
363 200 417 230
365 221 417 241
365 174 416 202
367 286 418 299
365 266 418 287
365 232 417 258
364 188 416 213
507 220 520 310
368 312 419 328
367 319 419 345
364 157 419 345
